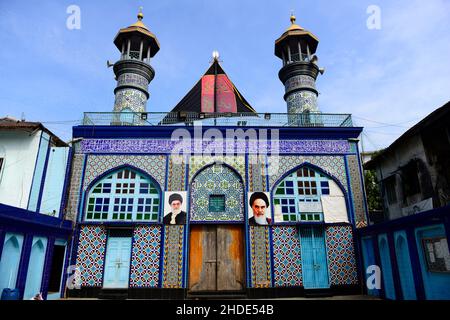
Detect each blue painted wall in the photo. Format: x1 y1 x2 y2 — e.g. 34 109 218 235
40 147 70 216
0 233 24 291
361 236 380 296
394 231 417 300
23 237 48 299
415 224 450 300
28 132 50 212
378 234 396 300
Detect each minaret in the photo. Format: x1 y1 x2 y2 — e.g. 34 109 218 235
274 13 323 116
112 9 160 114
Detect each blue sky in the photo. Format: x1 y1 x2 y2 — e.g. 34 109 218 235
0 0 449 151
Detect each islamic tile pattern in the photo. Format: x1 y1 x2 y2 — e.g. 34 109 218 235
79 139 351 155
76 225 107 287
250 226 272 288
272 226 303 287
113 88 147 113
189 156 246 185
268 155 348 193
66 154 85 222
82 155 166 191
129 226 161 287
347 155 368 228
190 164 244 221
117 73 149 91
168 155 186 191
249 154 267 192
162 225 185 288
325 226 359 285
286 90 318 114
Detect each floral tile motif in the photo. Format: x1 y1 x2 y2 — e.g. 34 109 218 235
162 225 185 288
249 154 267 192
325 225 359 285
190 164 244 221
83 155 166 191
250 226 272 288
347 155 368 228
189 155 246 185
268 155 348 193
168 155 187 191
129 225 161 287
272 226 303 287
76 225 107 287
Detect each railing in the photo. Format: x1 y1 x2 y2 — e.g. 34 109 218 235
82 112 353 127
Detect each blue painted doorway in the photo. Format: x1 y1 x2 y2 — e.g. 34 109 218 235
0 233 24 292
103 235 132 289
24 237 48 299
300 226 330 289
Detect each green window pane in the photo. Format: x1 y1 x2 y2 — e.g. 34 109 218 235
283 215 289 222
274 198 280 205
151 214 158 221
94 213 100 219
102 213 108 220
89 198 95 204
127 214 132 220
154 199 159 205
209 195 225 212
88 205 94 212
136 214 142 220
113 213 118 219
87 213 93 219
144 214 150 220
276 188 284 195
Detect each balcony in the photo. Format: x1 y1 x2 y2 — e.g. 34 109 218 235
82 112 353 128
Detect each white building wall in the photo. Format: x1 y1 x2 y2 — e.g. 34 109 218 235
376 134 434 220
0 130 42 208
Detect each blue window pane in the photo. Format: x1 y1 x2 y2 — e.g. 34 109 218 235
320 181 329 188
282 207 288 213
286 181 293 187
322 188 330 195
95 205 102 211
286 188 294 195
104 199 110 204
138 198 144 204
137 206 143 211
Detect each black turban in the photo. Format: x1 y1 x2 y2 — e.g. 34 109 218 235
249 192 269 207
168 193 183 204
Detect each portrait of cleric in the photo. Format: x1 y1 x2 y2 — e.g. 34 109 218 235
248 192 272 225
163 192 187 225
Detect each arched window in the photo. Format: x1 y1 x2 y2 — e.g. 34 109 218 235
85 168 160 221
273 166 339 222
274 167 329 222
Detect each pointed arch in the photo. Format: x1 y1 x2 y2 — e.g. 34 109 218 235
189 162 245 222
271 162 350 223
0 233 24 291
83 165 162 222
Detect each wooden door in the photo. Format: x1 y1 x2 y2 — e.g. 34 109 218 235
189 225 245 292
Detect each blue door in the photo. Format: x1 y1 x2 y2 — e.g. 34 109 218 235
361 236 380 296
24 237 48 299
378 234 396 300
394 232 416 300
0 233 24 291
103 237 132 288
300 227 329 289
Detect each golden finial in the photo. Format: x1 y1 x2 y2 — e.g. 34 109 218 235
137 7 144 21
290 11 296 24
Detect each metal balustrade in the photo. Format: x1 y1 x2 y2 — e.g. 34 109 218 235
82 112 353 127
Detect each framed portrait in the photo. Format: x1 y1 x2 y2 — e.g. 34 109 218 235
247 192 272 226
163 191 187 225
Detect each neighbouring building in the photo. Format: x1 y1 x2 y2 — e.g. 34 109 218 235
0 117 73 299
64 11 369 299
360 102 450 300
